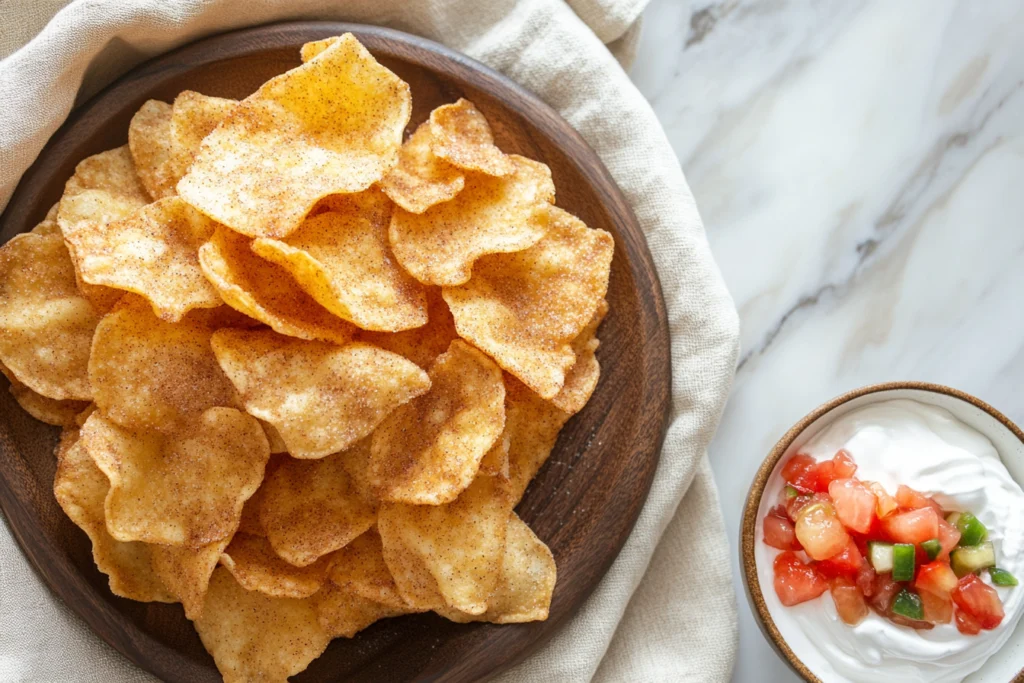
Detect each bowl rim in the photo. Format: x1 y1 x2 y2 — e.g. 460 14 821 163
740 381 1024 683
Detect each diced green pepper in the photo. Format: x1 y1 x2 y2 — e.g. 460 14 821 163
892 543 916 582
921 539 942 561
945 512 961 526
954 512 987 547
891 589 924 620
951 541 996 577
868 542 894 573
989 567 1018 587
784 485 800 500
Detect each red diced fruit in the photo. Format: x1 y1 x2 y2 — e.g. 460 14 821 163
870 573 900 613
773 551 828 606
896 485 943 514
795 502 851 561
813 450 858 492
828 479 877 533
866 481 898 519
920 590 953 625
887 611 935 630
952 574 1004 630
856 561 877 597
915 561 959 599
763 506 801 551
936 519 961 562
881 507 939 545
955 608 982 635
830 577 868 625
786 492 829 521
781 454 819 492
816 539 863 579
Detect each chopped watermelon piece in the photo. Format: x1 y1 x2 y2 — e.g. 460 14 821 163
935 519 961 561
869 573 901 613
952 574 1004 630
813 450 857 492
795 502 851 560
828 478 877 534
915 561 959 598
781 454 819 492
955 608 982 635
856 561 877 597
763 505 801 551
866 481 898 519
919 590 953 624
816 539 863 579
773 551 828 606
881 507 940 545
895 485 942 514
830 577 868 625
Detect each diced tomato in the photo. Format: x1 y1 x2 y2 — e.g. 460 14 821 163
895 485 943 514
816 539 863 579
773 551 829 606
763 506 801 551
869 573 901 613
919 590 953 624
795 502 851 560
866 481 898 519
952 574 1004 630
781 454 819 492
832 450 857 478
828 479 877 533
812 450 858 492
830 577 868 625
786 492 830 522
856 561 877 597
881 507 939 545
955 608 982 635
886 611 935 630
915 561 959 598
936 519 961 562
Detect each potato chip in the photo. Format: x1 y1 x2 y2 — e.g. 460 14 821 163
435 513 555 623
0 232 99 400
221 533 329 598
260 420 289 455
237 457 278 537
89 299 240 432
251 190 428 331
81 408 269 547
378 475 512 614
259 445 376 567
128 99 175 199
316 583 408 638
64 197 221 322
503 376 570 504
429 99 514 177
355 286 458 369
31 203 62 236
550 299 607 414
212 329 430 458
164 91 237 185
53 427 174 603
196 568 330 683
178 33 411 239
151 538 230 620
9 378 88 426
478 429 511 479
380 121 464 213
443 205 613 398
389 155 554 286
327 528 406 609
299 37 337 62
198 227 357 345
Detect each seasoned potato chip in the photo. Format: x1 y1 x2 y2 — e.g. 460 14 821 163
478 429 511 479
260 420 289 455
260 445 376 567
53 427 174 603
370 340 505 505
196 568 330 683
64 197 221 322
316 583 409 638
212 329 430 458
252 190 427 331
378 475 512 614
435 513 555 623
31 203 62 236
128 100 175 199
550 299 607 414
164 91 236 185
81 408 269 547
151 538 230 620
221 533 329 598
236 456 280 537
355 286 458 369
198 227 356 345
299 37 337 62
380 121 464 213
327 528 406 609
89 299 240 432
9 378 88 426
443 206 613 398
503 376 570 503
389 155 554 286
0 232 99 400
178 34 411 239
429 99 513 177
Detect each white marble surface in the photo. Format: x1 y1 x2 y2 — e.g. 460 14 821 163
630 1 1024 681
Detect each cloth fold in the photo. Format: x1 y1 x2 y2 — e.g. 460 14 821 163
0 1 741 681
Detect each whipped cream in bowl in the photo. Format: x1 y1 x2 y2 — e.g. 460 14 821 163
741 384 1024 683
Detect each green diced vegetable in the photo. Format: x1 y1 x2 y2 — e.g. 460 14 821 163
869 542 894 573
945 512 962 527
951 541 996 577
921 539 942 562
893 544 916 582
989 567 1018 587
784 485 800 500
954 512 987 547
891 589 924 620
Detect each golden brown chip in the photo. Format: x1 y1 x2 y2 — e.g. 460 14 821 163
435 513 555 623
429 99 514 177
151 538 230 620
315 583 408 638
550 299 607 414
9 379 89 426
53 427 175 603
389 155 554 286
81 408 269 547
220 533 329 598
211 329 430 458
478 429 511 479
378 475 512 614
370 340 505 505
504 376 570 504
128 99 175 199
260 445 376 567
355 286 458 369
0 232 99 400
443 205 613 398
89 299 240 432
196 568 330 683
237 457 278 537
327 528 406 609
164 91 237 185
299 37 337 62
380 121 464 213
178 34 411 239
31 203 62 236
260 420 289 455
251 190 427 332
64 197 221 322
198 226 357 345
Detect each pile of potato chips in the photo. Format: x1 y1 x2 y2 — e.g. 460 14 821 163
0 33 613 682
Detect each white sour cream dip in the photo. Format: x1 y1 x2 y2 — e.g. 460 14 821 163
755 399 1024 683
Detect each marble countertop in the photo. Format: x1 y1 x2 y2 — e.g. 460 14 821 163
630 1 1024 680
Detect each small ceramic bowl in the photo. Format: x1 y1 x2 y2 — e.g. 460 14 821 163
740 382 1024 682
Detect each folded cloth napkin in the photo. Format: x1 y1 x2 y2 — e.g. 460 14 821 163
0 1 740 680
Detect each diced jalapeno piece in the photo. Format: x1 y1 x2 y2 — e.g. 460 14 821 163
989 567 1018 587
891 589 924 620
951 541 996 577
868 542 894 573
920 539 942 562
784 485 800 500
954 512 987 547
892 543 916 582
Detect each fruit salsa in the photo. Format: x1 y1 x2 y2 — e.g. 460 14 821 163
764 448 1017 633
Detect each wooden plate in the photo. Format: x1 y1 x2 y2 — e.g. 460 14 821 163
0 22 670 682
